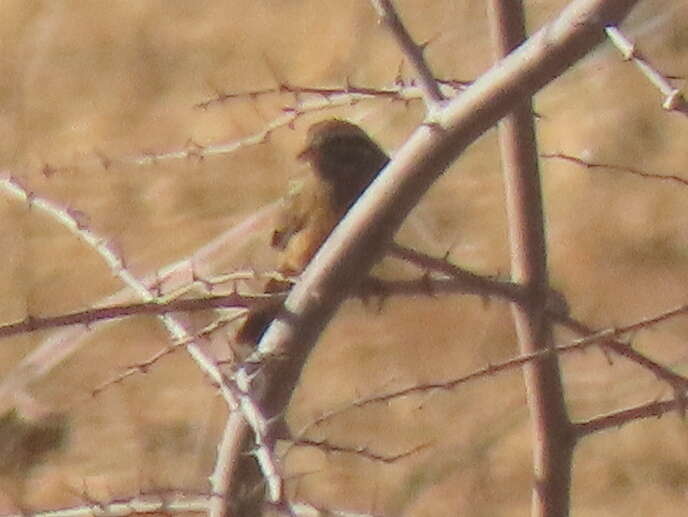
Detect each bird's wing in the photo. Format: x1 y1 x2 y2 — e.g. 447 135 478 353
270 179 308 251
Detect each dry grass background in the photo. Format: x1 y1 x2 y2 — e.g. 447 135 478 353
1 1 688 515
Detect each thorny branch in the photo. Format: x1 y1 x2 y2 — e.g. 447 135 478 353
605 25 687 114
369 0 445 109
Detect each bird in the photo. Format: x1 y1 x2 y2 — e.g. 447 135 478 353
236 118 390 344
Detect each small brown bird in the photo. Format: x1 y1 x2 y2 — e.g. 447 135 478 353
236 119 390 344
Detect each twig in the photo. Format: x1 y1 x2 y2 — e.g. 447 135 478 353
289 437 430 464
605 26 687 114
369 0 445 110
0 193 277 408
0 293 278 339
556 314 688 393
208 410 248 517
0 491 210 517
391 241 688 402
297 302 688 432
574 397 677 437
542 152 688 186
0 173 275 509
195 81 465 111
89 312 244 397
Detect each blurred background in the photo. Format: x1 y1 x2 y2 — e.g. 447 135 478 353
1 0 688 515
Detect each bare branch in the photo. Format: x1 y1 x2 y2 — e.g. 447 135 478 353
574 397 678 437
605 26 688 114
0 194 277 409
195 81 465 111
542 152 688 186
369 0 445 110
488 1 574 513
289 437 430 464
384 245 688 393
0 292 278 340
556 314 688 393
0 490 211 517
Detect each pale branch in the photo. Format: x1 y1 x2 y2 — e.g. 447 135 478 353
195 81 466 111
541 152 688 186
605 25 687 114
88 311 244 398
0 174 250 418
0 491 211 517
27 89 365 177
369 0 445 109
0 172 141 294
208 408 253 517
0 179 276 408
19 79 473 181
290 502 383 517
288 437 431 464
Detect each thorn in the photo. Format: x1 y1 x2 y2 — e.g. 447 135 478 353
26 190 36 208
663 89 686 111
67 206 90 230
277 81 292 95
420 31 441 51
108 239 127 270
394 60 405 86
598 344 614 366
42 163 58 177
94 148 112 170
151 273 163 297
262 52 286 93
420 271 436 298
674 387 686 419
24 314 37 331
422 118 446 133
359 277 388 313
184 138 205 162
260 130 272 145
142 150 158 166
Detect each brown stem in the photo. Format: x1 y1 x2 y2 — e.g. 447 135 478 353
487 1 575 515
